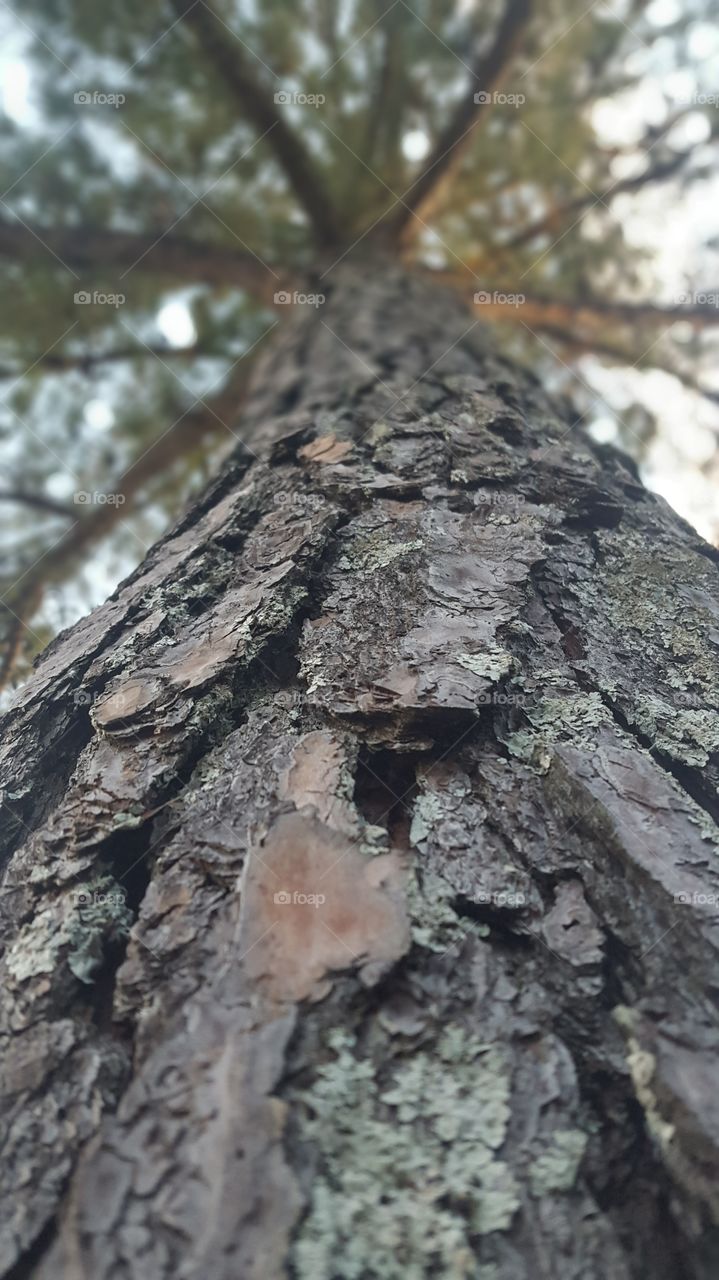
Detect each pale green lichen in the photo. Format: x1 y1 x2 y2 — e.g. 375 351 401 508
359 822 391 857
632 695 719 768
191 680 243 741
5 904 68 981
529 1130 588 1195
5 875 132 985
505 729 551 774
366 421 391 445
666 668 691 691
290 1025 518 1280
407 867 488 951
486 513 517 527
682 793 719 844
614 1006 676 1152
529 666 576 687
526 692 609 742
354 537 424 574
249 583 308 648
300 648 330 695
67 878 133 982
615 1010 719 1222
504 692 610 768
408 792 445 847
456 647 514 682
111 809 144 828
590 538 719 699
409 774 474 851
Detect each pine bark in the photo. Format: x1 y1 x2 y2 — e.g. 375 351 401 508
2 258 719 1280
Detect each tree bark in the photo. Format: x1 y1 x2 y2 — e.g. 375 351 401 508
2 258 719 1280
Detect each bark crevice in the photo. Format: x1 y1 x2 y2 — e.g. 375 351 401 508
2 259 719 1279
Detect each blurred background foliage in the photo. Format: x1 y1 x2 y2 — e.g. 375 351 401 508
0 0 717 692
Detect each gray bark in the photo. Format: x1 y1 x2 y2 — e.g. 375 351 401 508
1 258 719 1280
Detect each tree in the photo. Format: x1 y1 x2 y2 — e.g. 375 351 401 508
1 0 717 685
2 4 719 1279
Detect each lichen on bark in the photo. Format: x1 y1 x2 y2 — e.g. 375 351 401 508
287 1025 519 1280
1 260 719 1279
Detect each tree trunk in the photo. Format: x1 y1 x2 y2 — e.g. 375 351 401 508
2 257 719 1280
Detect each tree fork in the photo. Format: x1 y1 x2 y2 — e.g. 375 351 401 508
1 258 719 1279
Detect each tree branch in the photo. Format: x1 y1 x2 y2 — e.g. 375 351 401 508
0 490 76 518
0 215 281 298
596 106 701 161
363 1 406 172
426 271 719 331
424 270 719 405
467 291 719 331
170 0 340 245
391 0 533 238
505 147 699 249
0 342 231 379
533 322 719 410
